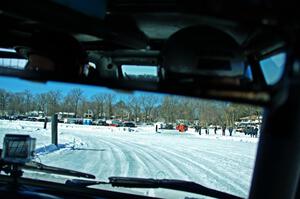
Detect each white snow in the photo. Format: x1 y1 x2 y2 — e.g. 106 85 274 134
0 120 258 198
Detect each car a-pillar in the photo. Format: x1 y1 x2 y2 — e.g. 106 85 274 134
249 39 300 199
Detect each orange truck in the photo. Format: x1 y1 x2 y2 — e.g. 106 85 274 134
176 124 188 132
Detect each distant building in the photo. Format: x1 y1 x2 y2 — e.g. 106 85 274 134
238 115 262 125
235 115 262 133
57 112 75 122
83 110 93 119
26 111 44 117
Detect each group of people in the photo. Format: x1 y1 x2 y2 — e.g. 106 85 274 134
244 126 259 137
194 126 214 135
194 125 258 137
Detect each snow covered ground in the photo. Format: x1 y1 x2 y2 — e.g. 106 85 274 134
0 120 258 198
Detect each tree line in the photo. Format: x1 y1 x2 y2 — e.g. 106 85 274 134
0 88 262 126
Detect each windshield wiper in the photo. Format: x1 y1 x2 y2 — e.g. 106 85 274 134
65 179 109 187
65 177 243 199
22 161 95 179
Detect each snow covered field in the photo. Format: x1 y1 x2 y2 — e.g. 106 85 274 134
0 120 258 198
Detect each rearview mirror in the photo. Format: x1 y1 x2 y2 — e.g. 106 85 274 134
162 26 246 79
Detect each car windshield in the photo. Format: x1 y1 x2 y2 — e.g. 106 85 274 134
0 75 261 198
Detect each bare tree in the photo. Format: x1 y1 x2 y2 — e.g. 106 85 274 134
223 103 262 126
140 95 158 122
0 88 263 126
36 93 48 114
7 92 26 115
64 89 83 117
0 89 9 115
91 94 106 119
128 96 141 122
62 94 73 113
78 96 92 117
22 90 33 113
175 97 196 123
46 90 62 115
160 96 179 123
114 100 127 120
104 94 115 118
196 100 222 126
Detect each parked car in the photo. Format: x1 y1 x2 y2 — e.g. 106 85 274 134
122 122 136 128
164 123 174 130
74 118 83 125
107 120 123 127
92 119 109 126
236 127 245 133
64 118 77 124
16 115 28 120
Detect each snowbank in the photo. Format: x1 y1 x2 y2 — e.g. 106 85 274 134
35 143 70 155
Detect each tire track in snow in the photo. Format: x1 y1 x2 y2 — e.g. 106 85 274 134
97 137 184 179
103 135 249 196
112 138 247 197
90 135 189 180
35 129 255 198
67 135 153 179
154 145 248 197
182 143 255 191
95 138 132 178
113 140 195 180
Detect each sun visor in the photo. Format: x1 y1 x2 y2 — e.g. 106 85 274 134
162 25 246 78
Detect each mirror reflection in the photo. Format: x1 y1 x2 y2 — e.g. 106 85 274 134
121 65 159 82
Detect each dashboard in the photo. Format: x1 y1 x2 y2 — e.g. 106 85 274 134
0 175 157 199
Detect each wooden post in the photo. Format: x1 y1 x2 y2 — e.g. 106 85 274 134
51 114 58 146
44 117 48 129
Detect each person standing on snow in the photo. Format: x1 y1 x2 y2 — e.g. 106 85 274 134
228 126 233 136
194 125 199 133
250 126 255 137
198 126 201 135
222 125 226 136
254 126 258 138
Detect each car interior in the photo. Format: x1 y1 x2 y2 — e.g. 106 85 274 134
0 0 300 199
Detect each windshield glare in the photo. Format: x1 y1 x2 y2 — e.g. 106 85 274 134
0 76 261 198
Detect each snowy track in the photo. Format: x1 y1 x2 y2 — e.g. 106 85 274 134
0 121 258 198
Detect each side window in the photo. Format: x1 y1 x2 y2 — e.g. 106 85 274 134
260 53 286 85
0 58 27 69
0 48 27 70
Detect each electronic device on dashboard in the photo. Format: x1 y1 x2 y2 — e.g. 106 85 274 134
1 134 36 164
